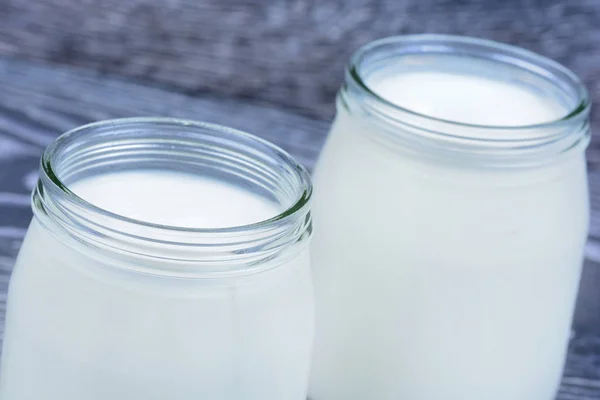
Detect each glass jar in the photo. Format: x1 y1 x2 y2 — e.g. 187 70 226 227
0 118 314 400
309 35 591 400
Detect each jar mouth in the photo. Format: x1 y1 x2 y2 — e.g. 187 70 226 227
343 35 591 162
34 117 312 275
347 34 590 132
42 117 312 234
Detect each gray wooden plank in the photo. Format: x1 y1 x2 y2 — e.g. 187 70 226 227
0 57 598 398
0 0 599 124
0 57 329 170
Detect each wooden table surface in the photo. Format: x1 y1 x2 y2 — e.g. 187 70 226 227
0 56 598 398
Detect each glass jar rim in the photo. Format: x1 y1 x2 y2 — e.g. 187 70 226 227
41 117 312 234
347 34 591 132
33 117 313 275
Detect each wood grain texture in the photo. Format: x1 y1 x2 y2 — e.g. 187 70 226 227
0 0 598 122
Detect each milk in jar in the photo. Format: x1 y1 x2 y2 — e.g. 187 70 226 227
309 35 591 400
0 118 314 400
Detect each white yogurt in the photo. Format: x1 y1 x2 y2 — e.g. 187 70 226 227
370 70 565 126
1 170 314 400
70 171 280 228
309 43 589 400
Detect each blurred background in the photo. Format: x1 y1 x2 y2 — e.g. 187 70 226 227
0 0 597 120
0 0 599 390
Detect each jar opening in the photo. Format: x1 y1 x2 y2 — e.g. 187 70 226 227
342 34 591 163
34 118 312 276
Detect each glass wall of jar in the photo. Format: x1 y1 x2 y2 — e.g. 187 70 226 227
0 118 314 400
309 35 591 400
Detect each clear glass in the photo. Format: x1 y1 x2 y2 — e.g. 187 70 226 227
309 35 591 400
0 118 314 400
